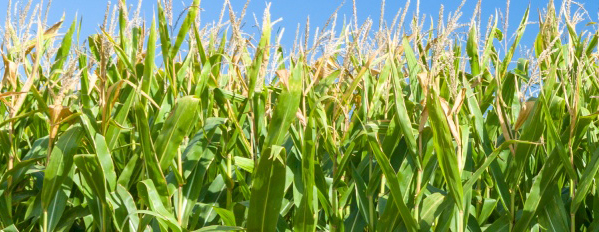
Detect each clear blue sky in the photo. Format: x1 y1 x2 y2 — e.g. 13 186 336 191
1 0 598 52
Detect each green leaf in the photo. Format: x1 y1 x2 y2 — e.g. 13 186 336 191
157 1 171 62
137 180 181 232
293 116 317 232
538 187 569 232
50 18 77 79
247 57 303 232
427 91 463 211
246 146 288 232
484 215 510 232
141 17 157 106
514 150 563 231
367 134 419 232
73 154 109 230
179 118 221 227
170 0 200 58
234 157 254 174
466 25 481 76
572 146 599 213
93 134 117 191
42 126 84 210
105 83 137 149
213 207 236 226
134 104 170 207
192 225 245 232
109 185 140 232
156 96 200 171
500 7 529 75
390 60 420 169
247 11 271 99
419 193 453 231
45 169 76 232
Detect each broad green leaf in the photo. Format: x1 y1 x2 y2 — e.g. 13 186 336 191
134 104 170 207
73 154 109 230
246 146 288 232
367 133 419 232
427 91 463 211
109 185 139 232
170 0 200 58
41 126 84 211
137 180 181 232
514 150 563 231
179 121 220 227
213 207 236 226
419 193 453 231
192 225 245 232
247 58 302 232
390 60 420 169
572 146 599 213
156 96 200 171
538 187 569 232
50 18 76 79
141 17 156 107
93 134 117 191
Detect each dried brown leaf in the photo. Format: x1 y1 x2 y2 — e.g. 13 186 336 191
276 69 290 90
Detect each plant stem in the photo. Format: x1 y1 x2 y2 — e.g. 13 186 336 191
570 179 575 232
227 152 233 209
43 210 48 232
414 168 422 218
368 153 374 230
570 151 576 232
458 210 464 232
178 148 183 224
510 189 515 231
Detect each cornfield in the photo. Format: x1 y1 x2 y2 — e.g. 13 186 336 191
1 0 598 231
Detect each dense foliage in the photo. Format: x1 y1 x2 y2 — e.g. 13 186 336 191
1 0 599 231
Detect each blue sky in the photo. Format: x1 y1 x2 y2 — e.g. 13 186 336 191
1 0 598 52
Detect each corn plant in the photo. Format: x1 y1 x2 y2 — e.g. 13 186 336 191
1 0 599 231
